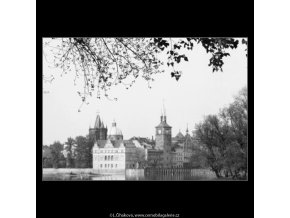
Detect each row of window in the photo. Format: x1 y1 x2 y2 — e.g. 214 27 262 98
94 149 125 153
98 163 138 168
100 164 118 168
105 155 114 161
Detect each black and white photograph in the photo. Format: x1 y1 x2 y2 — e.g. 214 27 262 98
42 37 248 181
7 0 290 217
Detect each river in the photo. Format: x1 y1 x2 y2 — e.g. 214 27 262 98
42 173 217 181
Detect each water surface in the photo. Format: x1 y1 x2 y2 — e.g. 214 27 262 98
42 173 217 181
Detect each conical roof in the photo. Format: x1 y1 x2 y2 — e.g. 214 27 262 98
94 114 102 128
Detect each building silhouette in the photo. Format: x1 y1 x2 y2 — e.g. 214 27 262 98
91 107 197 171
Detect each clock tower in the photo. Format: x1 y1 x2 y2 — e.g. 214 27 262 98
155 109 172 152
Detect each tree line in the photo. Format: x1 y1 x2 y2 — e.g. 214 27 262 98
42 135 94 169
192 86 248 180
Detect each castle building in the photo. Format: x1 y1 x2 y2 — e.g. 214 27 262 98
91 114 146 173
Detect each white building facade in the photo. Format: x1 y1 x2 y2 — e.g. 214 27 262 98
93 140 126 173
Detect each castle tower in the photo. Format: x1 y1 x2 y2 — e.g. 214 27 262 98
155 103 172 151
89 112 107 141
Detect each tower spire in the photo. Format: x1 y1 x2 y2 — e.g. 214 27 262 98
162 98 166 117
186 123 189 134
162 98 167 123
94 110 102 128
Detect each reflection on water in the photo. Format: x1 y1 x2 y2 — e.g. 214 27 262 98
42 173 215 181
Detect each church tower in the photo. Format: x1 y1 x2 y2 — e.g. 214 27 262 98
89 112 107 141
155 104 172 151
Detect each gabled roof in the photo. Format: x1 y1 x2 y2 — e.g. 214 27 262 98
175 131 184 138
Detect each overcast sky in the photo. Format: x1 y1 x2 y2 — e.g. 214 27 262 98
43 38 247 145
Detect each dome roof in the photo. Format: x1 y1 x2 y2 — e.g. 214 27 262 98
108 120 123 136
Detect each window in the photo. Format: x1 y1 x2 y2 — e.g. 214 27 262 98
108 156 110 161
105 156 107 160
100 164 102 168
111 155 113 161
115 164 117 168
105 164 107 168
111 164 113 168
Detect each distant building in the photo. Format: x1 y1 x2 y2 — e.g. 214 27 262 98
171 144 184 168
172 131 185 144
147 108 197 168
91 115 146 173
91 109 198 171
147 149 163 167
183 127 195 168
92 139 126 172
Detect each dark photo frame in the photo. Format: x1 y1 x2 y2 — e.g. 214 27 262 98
37 1 253 217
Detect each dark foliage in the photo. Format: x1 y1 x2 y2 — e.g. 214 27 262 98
43 38 246 105
195 87 247 180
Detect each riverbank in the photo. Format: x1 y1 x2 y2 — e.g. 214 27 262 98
43 168 124 175
42 168 221 181
43 168 215 177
